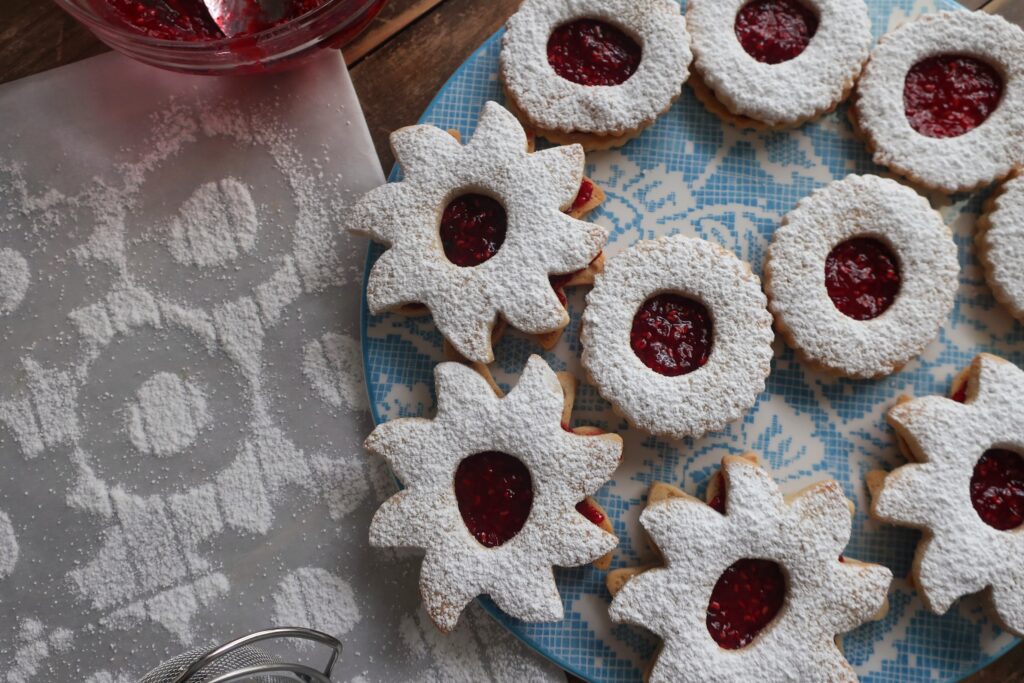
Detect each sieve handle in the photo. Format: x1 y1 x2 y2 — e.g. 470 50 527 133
173 627 342 683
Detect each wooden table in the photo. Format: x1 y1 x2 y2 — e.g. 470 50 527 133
0 1 1021 680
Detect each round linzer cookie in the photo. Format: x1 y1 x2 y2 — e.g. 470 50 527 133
500 0 691 151
608 455 892 683
868 354 1024 638
765 174 959 379
347 102 609 364
581 235 773 440
366 355 623 632
853 11 1024 194
686 0 872 129
978 171 1024 322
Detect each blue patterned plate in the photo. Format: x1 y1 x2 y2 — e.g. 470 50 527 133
361 1 1021 680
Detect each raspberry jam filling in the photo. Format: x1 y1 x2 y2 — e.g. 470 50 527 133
631 293 713 377
970 449 1024 531
706 558 787 649
440 194 508 268
576 498 606 525
547 19 642 87
455 451 533 548
904 55 1004 139
95 0 329 40
825 238 901 321
734 0 819 65
571 178 596 214
708 472 726 513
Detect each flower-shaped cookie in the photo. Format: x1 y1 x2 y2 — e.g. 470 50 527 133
366 355 622 632
348 102 608 364
871 354 1024 636
609 455 892 682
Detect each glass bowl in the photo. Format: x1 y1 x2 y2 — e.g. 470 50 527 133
54 0 389 75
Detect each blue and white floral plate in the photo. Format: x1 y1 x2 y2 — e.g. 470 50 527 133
361 1 1021 680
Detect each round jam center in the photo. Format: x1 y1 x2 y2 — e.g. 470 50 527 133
824 238 901 321
970 449 1024 531
440 194 508 268
547 19 642 87
706 558 787 649
454 451 533 548
631 293 713 377
734 0 819 65
904 55 1004 139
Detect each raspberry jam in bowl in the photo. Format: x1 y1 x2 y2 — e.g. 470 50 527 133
55 0 388 75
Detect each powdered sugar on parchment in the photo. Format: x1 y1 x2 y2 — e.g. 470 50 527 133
0 509 18 579
167 178 258 268
303 332 367 411
0 63 562 682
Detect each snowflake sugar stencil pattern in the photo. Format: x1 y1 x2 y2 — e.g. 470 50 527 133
362 0 1022 680
350 102 608 364
874 354 1024 636
367 356 622 632
0 96 363 649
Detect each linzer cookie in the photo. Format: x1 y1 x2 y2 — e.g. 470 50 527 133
366 355 622 632
869 354 1024 638
853 11 1024 193
978 171 1024 323
500 0 691 150
608 455 892 682
765 174 959 378
347 102 609 364
686 0 871 129
581 235 773 440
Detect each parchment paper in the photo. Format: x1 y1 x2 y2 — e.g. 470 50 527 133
0 49 561 682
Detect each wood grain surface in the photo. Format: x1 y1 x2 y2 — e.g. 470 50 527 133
0 0 1021 680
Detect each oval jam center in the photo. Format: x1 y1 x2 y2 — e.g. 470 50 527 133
734 0 819 65
824 237 901 321
630 293 713 377
904 55 1004 139
970 449 1024 531
706 558 787 649
547 19 642 86
454 451 533 548
440 194 507 268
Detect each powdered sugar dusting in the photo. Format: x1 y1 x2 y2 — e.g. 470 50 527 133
167 178 258 267
127 373 210 457
367 356 622 631
766 174 959 378
609 456 892 681
0 510 18 579
979 172 1024 322
349 102 608 364
581 234 774 439
303 331 366 411
272 568 362 644
687 0 871 125
0 248 29 315
876 354 1024 636
501 0 691 136
854 11 1024 193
